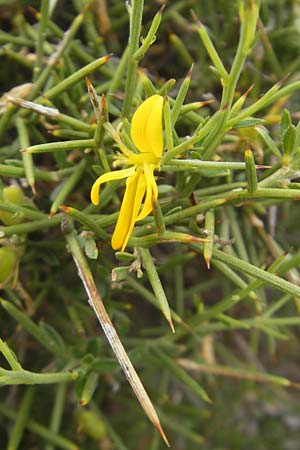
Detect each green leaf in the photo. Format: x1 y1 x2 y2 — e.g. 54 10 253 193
84 237 98 260
256 126 282 159
38 322 66 355
80 372 99 406
115 251 135 262
153 349 212 404
280 109 291 143
282 124 297 158
234 118 265 128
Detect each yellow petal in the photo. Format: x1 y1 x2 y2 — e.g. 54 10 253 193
131 95 163 158
90 166 135 206
122 173 147 251
112 170 146 251
111 171 140 249
136 165 158 221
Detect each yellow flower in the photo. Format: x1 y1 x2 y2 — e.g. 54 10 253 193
91 94 164 251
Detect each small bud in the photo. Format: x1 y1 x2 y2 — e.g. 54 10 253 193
80 372 99 406
282 124 297 167
138 70 156 97
76 409 106 440
245 145 258 193
0 186 25 225
203 209 215 269
0 247 18 286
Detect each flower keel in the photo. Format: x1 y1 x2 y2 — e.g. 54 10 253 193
111 169 146 251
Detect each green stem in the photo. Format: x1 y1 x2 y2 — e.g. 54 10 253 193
44 55 111 100
22 139 95 154
16 117 36 192
139 247 174 332
50 159 87 214
210 247 300 299
152 348 211 403
107 47 130 95
123 0 144 116
34 0 49 80
0 338 22 371
125 276 184 327
7 387 35 450
202 2 259 159
0 299 67 358
161 159 248 171
45 383 68 450
0 403 79 450
0 32 33 47
0 164 69 182
0 200 45 221
24 9 86 104
0 215 63 237
160 188 300 228
0 368 76 385
60 207 108 240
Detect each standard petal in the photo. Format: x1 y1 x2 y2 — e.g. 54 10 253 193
90 166 135 206
131 95 163 157
136 165 157 221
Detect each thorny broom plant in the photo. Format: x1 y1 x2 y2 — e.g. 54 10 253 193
1 0 300 448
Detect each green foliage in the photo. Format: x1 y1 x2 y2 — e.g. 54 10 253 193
1 0 300 449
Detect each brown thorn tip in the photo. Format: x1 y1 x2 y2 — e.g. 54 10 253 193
158 4 166 14
81 1 92 14
20 148 27 153
30 183 36 196
205 258 211 270
278 72 290 87
59 205 71 213
187 62 195 78
243 84 255 97
85 77 92 88
200 99 214 105
190 9 201 26
28 6 38 17
168 317 175 334
155 422 170 447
